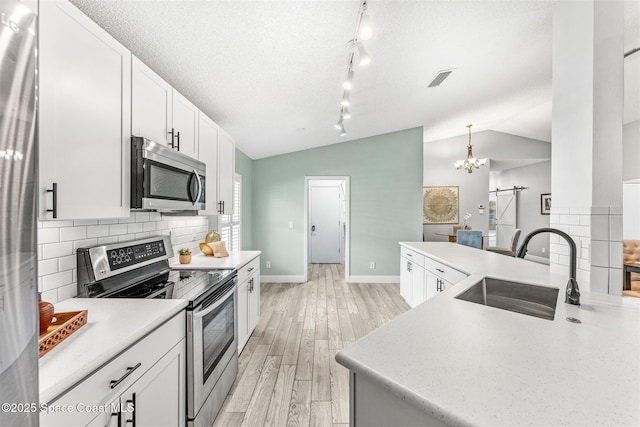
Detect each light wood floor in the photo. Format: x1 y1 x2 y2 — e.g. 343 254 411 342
213 264 410 427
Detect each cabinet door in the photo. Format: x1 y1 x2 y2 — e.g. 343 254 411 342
248 271 261 333
39 0 131 220
132 56 172 146
237 280 249 353
411 264 425 306
198 112 220 215
121 339 186 427
399 258 413 306
172 90 199 158
424 270 439 301
217 131 235 215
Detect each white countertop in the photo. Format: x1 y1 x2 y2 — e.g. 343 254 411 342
39 298 187 404
336 242 640 426
170 250 261 270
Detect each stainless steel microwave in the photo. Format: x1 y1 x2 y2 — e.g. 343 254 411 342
131 136 206 211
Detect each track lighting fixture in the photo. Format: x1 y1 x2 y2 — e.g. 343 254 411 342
357 43 371 67
341 92 350 107
343 67 354 91
333 0 373 136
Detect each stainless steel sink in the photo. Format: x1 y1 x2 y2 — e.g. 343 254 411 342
455 277 559 320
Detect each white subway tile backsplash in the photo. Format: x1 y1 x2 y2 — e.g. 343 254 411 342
97 236 119 245
135 212 150 222
57 283 77 301
43 220 74 228
37 214 206 302
42 270 73 292
60 226 87 242
99 218 119 225
109 224 128 236
41 289 58 304
557 254 569 267
127 223 144 234
568 225 590 238
579 215 591 226
73 219 98 226
143 222 157 232
87 225 110 238
38 259 58 276
58 255 76 272
38 227 60 244
550 242 569 256
42 242 73 259
72 238 98 252
559 215 579 225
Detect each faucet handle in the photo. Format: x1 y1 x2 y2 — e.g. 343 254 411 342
565 278 580 305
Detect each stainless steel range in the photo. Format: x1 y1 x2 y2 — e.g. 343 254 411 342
77 235 238 427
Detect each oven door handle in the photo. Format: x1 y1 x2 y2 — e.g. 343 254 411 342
193 286 235 319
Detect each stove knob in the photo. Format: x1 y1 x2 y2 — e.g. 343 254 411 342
110 251 117 259
127 248 133 254
118 249 125 256
116 257 122 264
125 255 131 262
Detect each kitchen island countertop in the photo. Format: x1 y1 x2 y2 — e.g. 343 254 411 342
336 242 640 426
170 250 261 271
39 298 187 404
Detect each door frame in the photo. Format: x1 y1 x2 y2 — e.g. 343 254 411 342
303 176 350 282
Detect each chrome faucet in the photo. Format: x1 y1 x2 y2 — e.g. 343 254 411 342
516 227 580 305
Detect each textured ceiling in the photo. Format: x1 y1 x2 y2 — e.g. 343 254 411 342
69 0 639 160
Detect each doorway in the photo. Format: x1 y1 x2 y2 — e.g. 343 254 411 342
304 177 350 282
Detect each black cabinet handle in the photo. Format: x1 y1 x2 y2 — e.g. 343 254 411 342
247 267 254 273
436 268 445 274
111 410 122 427
218 200 225 215
46 183 57 219
125 393 136 426
176 131 180 151
110 363 141 389
168 128 175 148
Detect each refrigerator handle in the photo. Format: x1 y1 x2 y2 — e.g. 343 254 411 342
46 183 57 219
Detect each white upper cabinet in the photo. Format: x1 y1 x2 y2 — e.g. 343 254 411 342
39 0 131 220
131 56 172 146
217 130 235 215
198 112 220 216
171 89 199 158
132 56 198 158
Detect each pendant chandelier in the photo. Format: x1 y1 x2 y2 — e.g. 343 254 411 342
454 124 487 173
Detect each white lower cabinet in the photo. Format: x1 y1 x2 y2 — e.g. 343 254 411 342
237 256 260 352
400 246 468 307
40 313 186 427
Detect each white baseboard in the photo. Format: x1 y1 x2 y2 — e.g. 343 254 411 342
345 275 400 284
260 275 306 283
525 255 550 265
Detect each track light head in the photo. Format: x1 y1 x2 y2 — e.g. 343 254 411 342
357 43 371 66
341 92 351 107
339 124 347 136
358 13 372 40
342 68 354 91
342 106 351 120
334 116 344 129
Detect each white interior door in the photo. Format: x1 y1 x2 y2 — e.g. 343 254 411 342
496 192 517 248
310 185 341 263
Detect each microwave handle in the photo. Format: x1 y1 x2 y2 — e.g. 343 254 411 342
192 169 202 206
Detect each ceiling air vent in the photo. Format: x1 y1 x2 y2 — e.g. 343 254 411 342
428 69 454 88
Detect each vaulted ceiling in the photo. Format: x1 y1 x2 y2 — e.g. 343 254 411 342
70 0 639 160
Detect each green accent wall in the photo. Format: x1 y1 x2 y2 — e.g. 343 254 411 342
235 149 254 250
252 127 423 277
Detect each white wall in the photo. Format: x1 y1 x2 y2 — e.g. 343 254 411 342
623 120 640 182
623 182 640 239
423 130 551 242
37 213 207 303
490 161 551 258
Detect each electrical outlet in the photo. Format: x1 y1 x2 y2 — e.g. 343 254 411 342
266 261 271 269
541 247 546 253
369 261 376 269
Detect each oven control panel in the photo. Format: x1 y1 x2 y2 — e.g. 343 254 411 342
109 240 166 270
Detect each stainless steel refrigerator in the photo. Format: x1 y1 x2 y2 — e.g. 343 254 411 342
0 0 38 425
